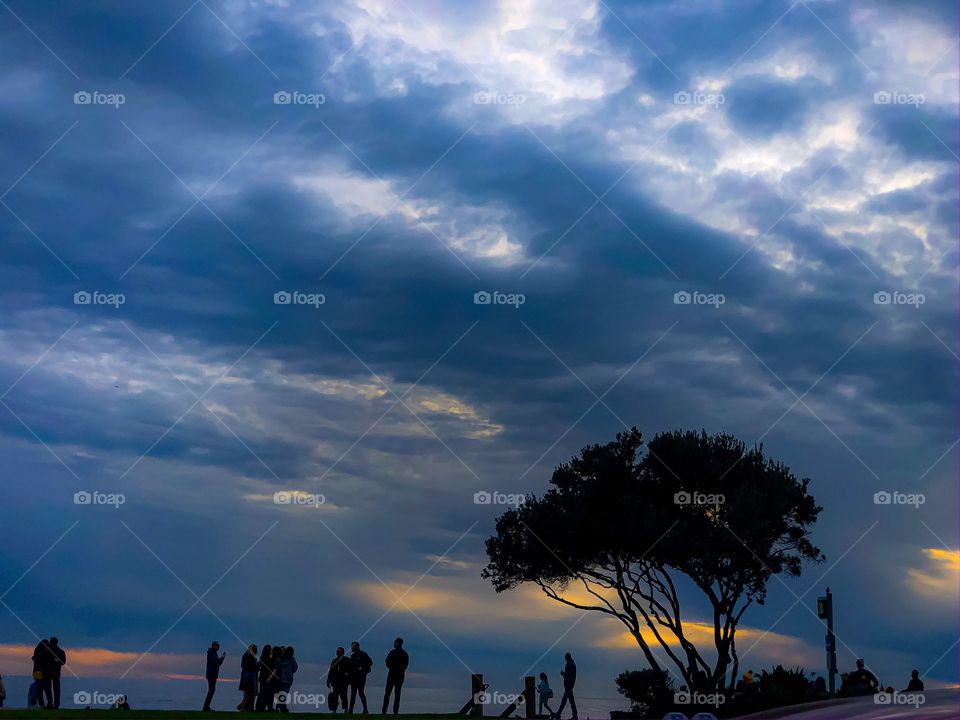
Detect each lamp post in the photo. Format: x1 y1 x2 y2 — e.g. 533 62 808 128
817 587 837 694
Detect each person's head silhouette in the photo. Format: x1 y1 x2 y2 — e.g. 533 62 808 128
211 641 220 651
564 653 572 662
285 646 295 658
336 646 345 657
394 637 404 649
539 672 547 682
911 669 920 679
856 659 865 670
49 637 59 648
351 641 361 653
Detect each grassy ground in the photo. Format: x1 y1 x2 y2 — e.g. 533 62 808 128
0 714 463 719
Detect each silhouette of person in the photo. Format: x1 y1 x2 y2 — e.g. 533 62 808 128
537 672 555 718
202 640 225 711
0 672 6 708
381 637 409 714
903 669 924 693
255 644 274 711
31 638 54 709
266 645 283 710
554 653 577 720
47 637 66 708
846 659 879 696
276 645 298 712
115 694 131 710
328 646 352 712
350 641 373 713
238 644 259 712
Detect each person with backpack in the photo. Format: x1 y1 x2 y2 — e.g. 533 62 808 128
327 646 352 713
537 672 555 718
349 641 373 713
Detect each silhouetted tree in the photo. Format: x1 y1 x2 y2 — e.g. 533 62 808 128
483 428 823 691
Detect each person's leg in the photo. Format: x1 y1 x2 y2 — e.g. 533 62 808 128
203 678 216 710
350 683 358 713
382 676 395 714
358 677 368 713
556 689 570 717
568 692 577 719
52 676 61 708
43 679 54 708
392 677 403 714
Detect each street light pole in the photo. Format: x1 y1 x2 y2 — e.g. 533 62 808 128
817 587 837 694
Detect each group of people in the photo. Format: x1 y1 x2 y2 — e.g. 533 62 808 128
202 637 410 714
327 638 409 714
28 637 67 709
203 641 299 712
837 658 925 698
536 653 578 720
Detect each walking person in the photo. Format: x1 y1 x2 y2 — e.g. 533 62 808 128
327 647 352 713
553 653 577 720
237 644 259 712
276 645 298 712
202 641 225 711
255 644 274 711
47 637 66 708
349 641 373 713
537 672 555 718
381 637 409 714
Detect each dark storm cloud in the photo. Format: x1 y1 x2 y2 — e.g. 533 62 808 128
0 0 956 702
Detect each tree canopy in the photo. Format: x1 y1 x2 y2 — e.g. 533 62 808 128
482 428 823 691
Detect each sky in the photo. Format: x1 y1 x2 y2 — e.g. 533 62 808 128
0 0 957 713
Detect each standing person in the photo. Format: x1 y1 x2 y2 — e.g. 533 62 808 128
266 645 283 711
537 672 554 718
31 638 53 709
202 641 226 711
238 644 259 712
554 653 577 720
0 672 6 708
276 645 298 713
381 637 409 714
48 637 66 709
349 641 373 713
255 644 274 711
327 647 352 713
